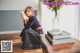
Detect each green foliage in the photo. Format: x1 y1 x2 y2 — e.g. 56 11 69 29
41 0 64 17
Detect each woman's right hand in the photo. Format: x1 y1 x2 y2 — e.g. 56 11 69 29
20 10 29 20
20 11 29 24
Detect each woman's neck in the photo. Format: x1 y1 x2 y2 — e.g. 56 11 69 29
28 14 34 19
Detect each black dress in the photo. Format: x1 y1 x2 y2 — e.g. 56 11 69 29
20 16 43 50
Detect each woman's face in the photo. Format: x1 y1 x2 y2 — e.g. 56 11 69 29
26 9 33 16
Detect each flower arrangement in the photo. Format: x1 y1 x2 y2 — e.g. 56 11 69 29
41 0 64 17
41 0 65 34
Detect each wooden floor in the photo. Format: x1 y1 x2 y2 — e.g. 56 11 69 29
0 33 80 53
0 33 43 53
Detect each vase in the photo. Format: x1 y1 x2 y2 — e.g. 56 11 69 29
52 10 62 35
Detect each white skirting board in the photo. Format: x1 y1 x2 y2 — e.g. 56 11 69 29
0 30 22 34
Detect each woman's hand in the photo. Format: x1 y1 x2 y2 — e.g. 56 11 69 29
20 10 29 20
20 10 29 24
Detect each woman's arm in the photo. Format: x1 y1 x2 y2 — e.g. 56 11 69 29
20 11 29 24
28 16 36 27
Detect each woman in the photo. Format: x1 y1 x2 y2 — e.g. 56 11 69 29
20 6 43 50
